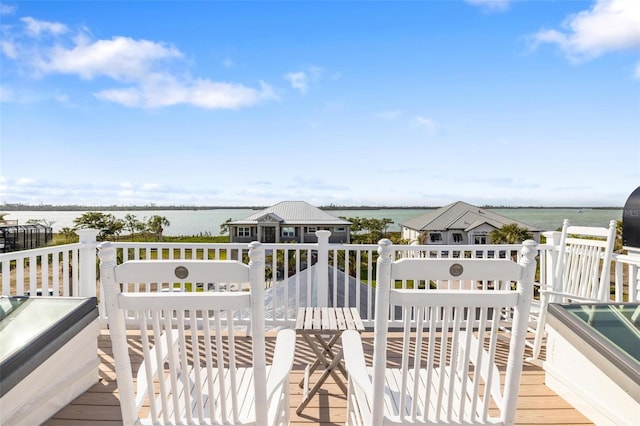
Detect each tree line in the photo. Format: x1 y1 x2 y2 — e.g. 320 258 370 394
25 211 615 248
44 212 172 242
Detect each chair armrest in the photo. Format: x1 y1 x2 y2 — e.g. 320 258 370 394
540 289 599 303
266 329 296 403
341 330 373 401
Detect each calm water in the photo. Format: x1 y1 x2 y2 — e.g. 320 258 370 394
2 208 622 236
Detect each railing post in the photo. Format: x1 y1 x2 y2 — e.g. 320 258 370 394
316 230 331 307
77 229 99 297
542 230 561 292
372 238 393 425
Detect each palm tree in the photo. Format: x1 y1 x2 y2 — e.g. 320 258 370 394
123 214 144 241
147 215 170 241
219 217 233 235
489 223 532 244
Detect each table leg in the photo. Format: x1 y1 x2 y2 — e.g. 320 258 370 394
315 334 348 378
296 347 347 415
298 333 341 387
305 334 345 387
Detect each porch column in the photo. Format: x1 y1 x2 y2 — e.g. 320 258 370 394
77 228 99 297
316 230 330 307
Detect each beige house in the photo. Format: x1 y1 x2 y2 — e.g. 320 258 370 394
228 201 351 243
400 201 540 245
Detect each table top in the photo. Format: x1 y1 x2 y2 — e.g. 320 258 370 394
295 307 364 334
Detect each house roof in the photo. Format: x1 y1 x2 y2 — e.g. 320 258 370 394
400 201 539 232
229 201 351 226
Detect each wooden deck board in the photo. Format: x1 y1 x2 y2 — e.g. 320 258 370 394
44 330 593 426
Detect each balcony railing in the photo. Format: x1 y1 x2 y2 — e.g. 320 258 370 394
2 230 638 328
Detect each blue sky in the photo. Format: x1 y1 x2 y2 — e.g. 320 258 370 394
1 0 638 207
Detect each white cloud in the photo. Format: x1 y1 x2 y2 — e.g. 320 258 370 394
222 58 233 68
0 3 17 15
16 177 36 185
635 62 640 78
94 87 141 107
95 75 277 109
284 65 324 94
284 71 309 94
531 0 640 62
141 183 161 191
415 116 438 134
2 17 278 109
54 92 71 105
1 39 18 59
37 36 182 81
465 0 510 13
21 17 68 37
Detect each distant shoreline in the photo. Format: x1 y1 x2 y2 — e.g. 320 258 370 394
0 204 623 212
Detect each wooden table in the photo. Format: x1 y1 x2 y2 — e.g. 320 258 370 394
295 307 364 415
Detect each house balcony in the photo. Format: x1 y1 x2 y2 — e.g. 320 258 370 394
1 230 638 424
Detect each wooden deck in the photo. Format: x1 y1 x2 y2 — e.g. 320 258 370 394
44 330 593 426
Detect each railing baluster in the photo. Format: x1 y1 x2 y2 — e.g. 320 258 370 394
16 241 640 331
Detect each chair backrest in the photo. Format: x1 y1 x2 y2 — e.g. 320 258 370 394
553 219 617 302
99 241 267 425
371 239 538 424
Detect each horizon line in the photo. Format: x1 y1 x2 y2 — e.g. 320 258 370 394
0 203 624 211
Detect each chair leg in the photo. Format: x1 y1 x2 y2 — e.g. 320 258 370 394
529 300 548 361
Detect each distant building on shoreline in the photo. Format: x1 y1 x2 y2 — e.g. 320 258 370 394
228 201 351 244
400 201 540 245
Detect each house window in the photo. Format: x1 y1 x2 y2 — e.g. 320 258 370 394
237 227 251 237
430 233 442 243
282 227 295 237
307 227 317 233
335 227 346 232
453 233 463 243
474 234 488 244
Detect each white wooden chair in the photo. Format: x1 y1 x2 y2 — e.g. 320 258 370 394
99 241 296 426
342 239 538 425
530 219 617 360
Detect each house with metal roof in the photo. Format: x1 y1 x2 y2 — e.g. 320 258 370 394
228 201 351 243
400 201 540 245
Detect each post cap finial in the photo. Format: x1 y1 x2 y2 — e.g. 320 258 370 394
248 241 264 266
377 238 393 260
97 241 116 266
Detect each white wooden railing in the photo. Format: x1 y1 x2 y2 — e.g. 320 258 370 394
2 229 638 328
0 229 98 298
613 251 640 302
